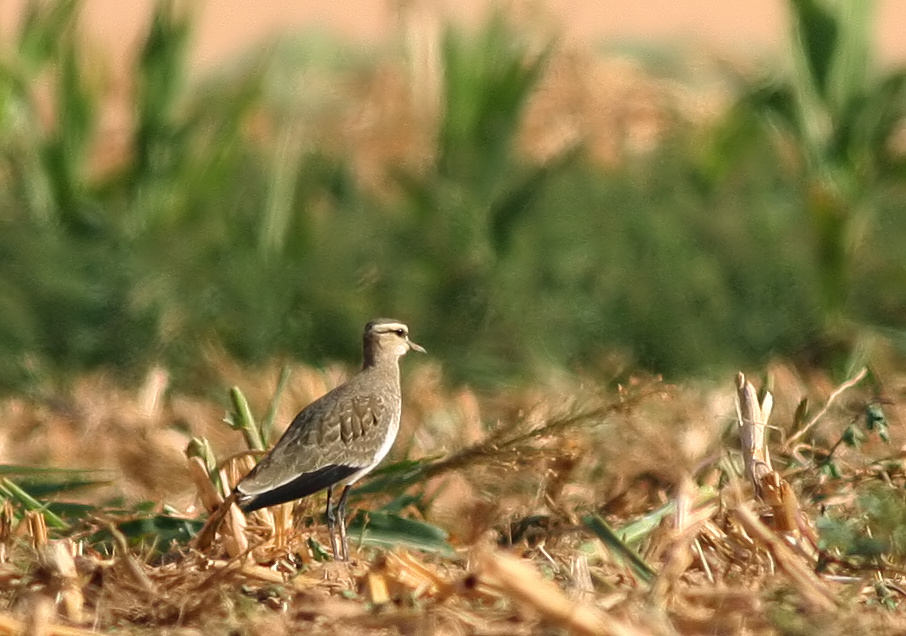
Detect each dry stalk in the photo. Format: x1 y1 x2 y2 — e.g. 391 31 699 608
222 490 249 560
650 477 697 602
758 472 803 538
476 546 646 636
40 541 84 624
191 467 249 558
138 366 169 420
786 367 868 447
361 551 449 606
735 373 802 537
691 538 714 584
203 557 321 590
735 373 773 489
23 594 54 636
271 502 293 549
0 609 101 636
365 570 392 605
383 550 446 596
191 492 236 551
569 554 595 600
0 500 12 564
222 458 259 558
25 511 48 550
731 504 837 612
109 524 156 596
186 456 223 514
420 385 660 483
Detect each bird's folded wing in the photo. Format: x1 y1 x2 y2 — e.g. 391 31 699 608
236 391 388 501
237 464 359 512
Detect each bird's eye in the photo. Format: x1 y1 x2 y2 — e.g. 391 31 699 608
395 329 406 337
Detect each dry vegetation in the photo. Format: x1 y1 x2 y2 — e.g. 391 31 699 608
1 353 906 635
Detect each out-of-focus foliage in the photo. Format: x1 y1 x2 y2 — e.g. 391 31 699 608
704 0 906 335
819 484 906 564
0 0 904 392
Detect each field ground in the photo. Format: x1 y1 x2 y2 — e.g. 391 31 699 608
1 357 906 634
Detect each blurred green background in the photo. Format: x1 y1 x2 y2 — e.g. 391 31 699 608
1 0 904 392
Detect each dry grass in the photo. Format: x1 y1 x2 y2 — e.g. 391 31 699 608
1 355 905 634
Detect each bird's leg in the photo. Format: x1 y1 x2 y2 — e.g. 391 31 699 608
325 486 341 560
336 485 352 561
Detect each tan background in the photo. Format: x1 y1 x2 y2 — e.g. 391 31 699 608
1 1 904 69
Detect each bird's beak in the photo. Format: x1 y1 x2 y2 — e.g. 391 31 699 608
408 340 426 354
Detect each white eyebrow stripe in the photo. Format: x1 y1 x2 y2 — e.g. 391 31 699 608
373 323 407 333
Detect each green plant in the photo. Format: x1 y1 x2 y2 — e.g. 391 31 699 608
0 466 199 552
709 0 906 330
0 1 273 389
382 14 581 379
819 483 906 564
813 399 890 479
2 2 905 392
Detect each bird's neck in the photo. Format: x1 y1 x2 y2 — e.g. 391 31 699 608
362 352 402 372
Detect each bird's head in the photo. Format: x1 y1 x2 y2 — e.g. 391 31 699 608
363 319 425 366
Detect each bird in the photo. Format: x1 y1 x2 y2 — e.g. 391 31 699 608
196 318 425 561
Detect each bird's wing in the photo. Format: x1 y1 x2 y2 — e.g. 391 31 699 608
235 389 390 502
237 464 358 513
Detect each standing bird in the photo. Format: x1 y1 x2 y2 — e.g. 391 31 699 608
197 319 425 560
